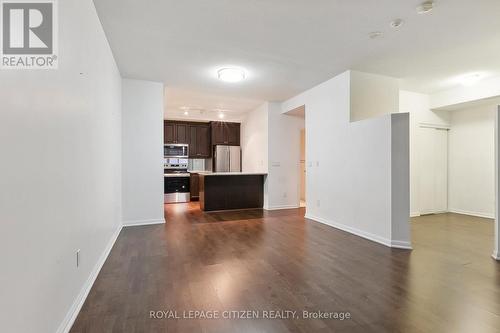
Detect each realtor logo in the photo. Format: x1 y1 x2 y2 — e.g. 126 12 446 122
1 0 58 69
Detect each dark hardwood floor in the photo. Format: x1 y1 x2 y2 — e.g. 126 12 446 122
70 204 500 332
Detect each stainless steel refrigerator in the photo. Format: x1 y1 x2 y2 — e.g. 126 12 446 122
214 145 241 172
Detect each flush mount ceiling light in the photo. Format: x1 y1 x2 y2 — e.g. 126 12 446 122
180 106 204 115
417 1 434 14
457 73 486 86
369 31 383 39
217 67 246 83
390 19 404 29
213 109 228 119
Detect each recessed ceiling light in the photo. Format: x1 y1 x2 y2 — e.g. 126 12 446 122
369 31 383 39
458 73 486 86
217 67 246 83
417 1 434 14
390 19 404 29
183 111 189 116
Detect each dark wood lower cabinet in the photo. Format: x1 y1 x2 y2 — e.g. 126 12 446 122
199 174 264 211
190 173 199 200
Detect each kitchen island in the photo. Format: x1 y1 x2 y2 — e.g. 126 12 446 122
198 172 267 211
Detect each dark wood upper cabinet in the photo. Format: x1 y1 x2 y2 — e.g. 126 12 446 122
226 123 240 145
188 125 197 156
188 123 211 158
164 121 190 144
164 122 175 144
211 121 240 145
165 120 239 154
196 125 211 157
175 124 188 144
211 122 226 145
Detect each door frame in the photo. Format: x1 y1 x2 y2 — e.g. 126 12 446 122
417 122 450 215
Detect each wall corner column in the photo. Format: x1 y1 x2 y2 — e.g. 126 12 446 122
390 112 412 249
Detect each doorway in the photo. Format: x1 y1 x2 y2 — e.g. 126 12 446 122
411 103 499 260
418 125 448 214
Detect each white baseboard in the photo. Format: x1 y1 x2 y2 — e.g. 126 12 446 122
492 251 500 261
57 224 123 333
265 205 300 211
305 214 412 250
410 212 420 218
448 209 494 220
122 218 166 227
391 240 413 250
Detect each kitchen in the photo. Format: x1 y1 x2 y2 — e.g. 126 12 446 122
164 120 267 211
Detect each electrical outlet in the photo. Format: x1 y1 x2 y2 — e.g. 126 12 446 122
316 199 321 207
76 249 81 268
283 192 287 198
316 161 320 167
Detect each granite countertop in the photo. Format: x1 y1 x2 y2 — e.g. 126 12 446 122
198 172 267 176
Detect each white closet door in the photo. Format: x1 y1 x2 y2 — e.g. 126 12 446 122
433 128 448 212
418 127 448 214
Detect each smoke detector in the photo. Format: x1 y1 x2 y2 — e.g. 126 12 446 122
417 1 434 14
390 19 404 29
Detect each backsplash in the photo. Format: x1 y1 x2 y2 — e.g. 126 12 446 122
188 158 212 172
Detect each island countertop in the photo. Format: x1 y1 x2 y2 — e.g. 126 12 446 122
198 172 267 176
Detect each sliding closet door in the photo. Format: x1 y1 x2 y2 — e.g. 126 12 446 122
418 126 448 214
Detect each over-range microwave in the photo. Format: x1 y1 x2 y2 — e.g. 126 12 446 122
164 144 189 158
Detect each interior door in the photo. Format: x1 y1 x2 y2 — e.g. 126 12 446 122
418 126 448 214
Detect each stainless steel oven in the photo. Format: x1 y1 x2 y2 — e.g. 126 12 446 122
164 174 190 203
164 144 189 158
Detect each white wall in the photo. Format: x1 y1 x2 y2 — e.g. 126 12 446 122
0 1 122 332
122 79 165 226
241 102 304 210
241 103 269 173
267 103 304 209
350 71 400 122
448 105 496 218
431 75 500 110
495 107 500 259
281 71 410 248
399 91 451 216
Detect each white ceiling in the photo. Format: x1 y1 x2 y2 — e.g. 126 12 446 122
164 87 261 121
94 0 500 117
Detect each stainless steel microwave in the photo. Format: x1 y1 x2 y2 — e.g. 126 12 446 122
164 144 189 158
